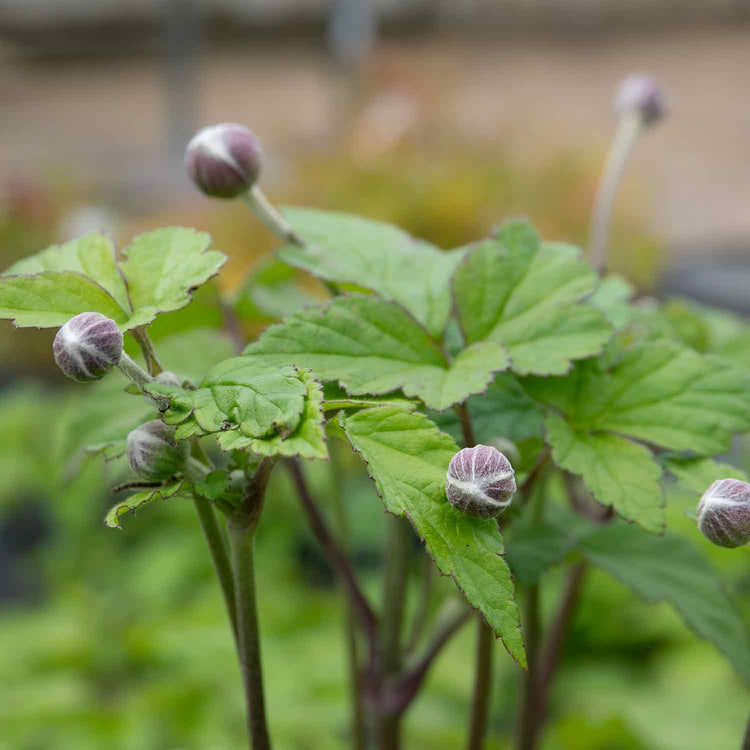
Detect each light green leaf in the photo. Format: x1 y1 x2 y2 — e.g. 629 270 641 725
0 271 144 329
545 413 664 533
244 294 509 410
580 521 750 683
104 481 190 529
193 470 230 501
663 456 748 495
452 220 610 375
321 383 418 413
589 273 637 329
216 369 327 459
277 207 465 336
341 406 525 667
526 340 750 455
148 358 308 440
5 233 131 312
118 227 226 317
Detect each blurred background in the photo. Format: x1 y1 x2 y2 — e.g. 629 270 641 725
2 2 750 748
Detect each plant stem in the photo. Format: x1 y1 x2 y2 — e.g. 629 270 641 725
193 493 239 646
517 584 540 750
378 514 412 749
118 352 154 389
534 562 588 730
329 444 367 750
466 618 495 750
286 459 379 650
228 515 271 750
587 111 643 272
406 554 434 652
455 402 477 448
243 185 302 245
742 711 750 750
132 326 163 375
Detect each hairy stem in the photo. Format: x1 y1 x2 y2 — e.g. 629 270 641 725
243 185 302 245
534 562 588 729
467 618 495 750
517 584 541 750
193 493 239 646
378 514 412 749
228 516 271 750
132 326 163 375
587 111 643 271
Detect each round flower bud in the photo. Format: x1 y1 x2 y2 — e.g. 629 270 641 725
185 123 262 198
127 420 189 481
614 74 669 126
697 478 750 549
53 312 123 382
446 445 517 519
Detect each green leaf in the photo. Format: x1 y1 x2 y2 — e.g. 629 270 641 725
545 413 664 533
452 220 610 375
589 274 637 329
277 207 465 336
0 272 140 329
216 369 327 459
104 481 190 529
118 227 226 317
340 406 525 666
244 294 509 410
193 470 230 501
663 456 748 495
321 383 418 412
149 358 308 440
5 233 131 312
526 340 750 455
505 519 579 585
579 521 750 683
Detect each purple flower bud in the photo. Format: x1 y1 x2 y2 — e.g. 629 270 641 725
53 312 123 382
615 74 669 125
185 123 262 198
697 478 750 549
127 420 189 480
446 445 516 519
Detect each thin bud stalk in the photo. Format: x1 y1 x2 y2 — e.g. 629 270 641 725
118 351 154 388
243 184 302 245
587 111 643 272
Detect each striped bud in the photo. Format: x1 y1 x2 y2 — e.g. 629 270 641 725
127 420 188 481
53 312 123 382
185 123 262 198
446 444 516 519
615 74 669 126
697 478 750 549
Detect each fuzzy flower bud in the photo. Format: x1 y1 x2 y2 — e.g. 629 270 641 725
446 444 516 519
185 123 262 198
697 478 750 549
615 74 669 126
127 420 189 481
53 312 123 382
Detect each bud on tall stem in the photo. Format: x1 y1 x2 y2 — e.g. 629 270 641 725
587 74 669 272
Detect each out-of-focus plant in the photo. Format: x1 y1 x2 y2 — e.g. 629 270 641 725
0 72 749 750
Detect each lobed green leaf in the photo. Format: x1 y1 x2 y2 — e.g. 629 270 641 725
104 481 190 529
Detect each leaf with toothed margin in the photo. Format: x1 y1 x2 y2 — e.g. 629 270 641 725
663 456 748 495
452 220 611 375
243 294 509 411
118 227 226 317
145 359 308 441
277 207 466 337
340 405 525 667
216 369 328 459
321 383 418 413
104 481 191 529
544 413 665 533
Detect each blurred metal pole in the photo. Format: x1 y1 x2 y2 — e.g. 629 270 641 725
162 0 200 179
327 0 376 71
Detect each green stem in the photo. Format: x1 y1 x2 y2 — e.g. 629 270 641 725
517 584 540 750
466 618 494 750
132 326 163 375
118 352 154 389
406 554 434 652
379 514 412 749
228 516 272 750
587 111 643 271
243 185 302 245
742 711 750 750
193 493 239 647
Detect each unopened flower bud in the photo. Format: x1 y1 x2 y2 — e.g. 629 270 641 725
487 437 521 471
127 420 188 480
615 74 669 126
185 123 262 198
446 444 516 519
53 312 123 382
697 478 750 549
